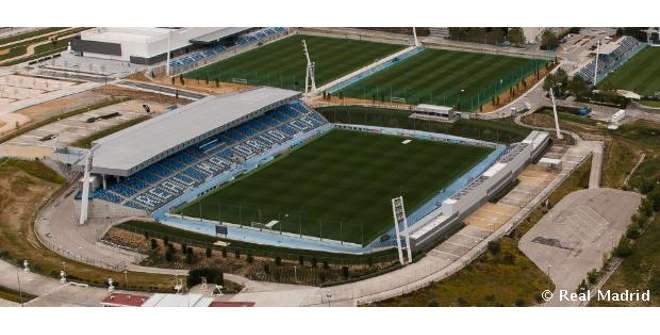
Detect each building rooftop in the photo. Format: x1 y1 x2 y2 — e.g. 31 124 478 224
101 293 150 307
86 87 300 176
190 27 252 44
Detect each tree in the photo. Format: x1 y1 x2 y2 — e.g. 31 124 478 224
568 75 592 101
508 28 525 46
187 267 223 287
487 240 501 254
540 30 559 50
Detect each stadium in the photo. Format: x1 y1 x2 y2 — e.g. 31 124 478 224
71 82 548 255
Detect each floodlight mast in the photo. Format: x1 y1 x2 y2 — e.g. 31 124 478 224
301 39 316 94
412 27 420 46
79 144 99 225
549 87 563 140
391 196 413 265
593 39 600 86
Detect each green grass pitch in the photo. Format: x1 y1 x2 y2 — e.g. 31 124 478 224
598 47 660 96
184 34 404 90
337 48 547 111
176 129 492 245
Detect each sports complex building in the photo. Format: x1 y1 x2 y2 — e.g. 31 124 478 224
72 84 549 255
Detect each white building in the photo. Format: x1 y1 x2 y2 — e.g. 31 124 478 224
70 27 250 65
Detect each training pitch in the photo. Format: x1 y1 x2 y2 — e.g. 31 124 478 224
184 34 404 90
337 48 546 110
177 129 492 244
598 47 660 96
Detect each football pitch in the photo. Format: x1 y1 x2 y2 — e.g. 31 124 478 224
598 47 660 96
184 34 404 90
337 48 547 111
177 129 492 245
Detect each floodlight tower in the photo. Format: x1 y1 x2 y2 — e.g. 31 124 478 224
79 144 99 225
391 196 413 265
593 39 600 86
301 39 317 94
166 29 172 77
549 87 563 140
412 27 420 46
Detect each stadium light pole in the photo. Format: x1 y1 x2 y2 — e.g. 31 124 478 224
166 29 171 77
593 39 600 86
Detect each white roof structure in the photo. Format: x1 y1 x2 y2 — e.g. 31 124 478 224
86 87 300 176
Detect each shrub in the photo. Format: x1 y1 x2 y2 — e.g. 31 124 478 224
487 240 501 254
457 297 469 306
625 224 641 239
614 238 633 257
165 248 174 262
150 238 158 250
577 279 589 294
587 268 600 285
187 267 223 287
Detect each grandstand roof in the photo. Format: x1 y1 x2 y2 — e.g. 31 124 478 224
189 27 252 45
87 87 300 176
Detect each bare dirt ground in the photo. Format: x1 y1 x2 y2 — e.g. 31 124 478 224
13 90 111 122
131 71 249 96
0 98 168 159
0 113 30 136
93 85 191 105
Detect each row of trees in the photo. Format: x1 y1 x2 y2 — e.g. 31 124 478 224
542 68 592 101
447 27 526 46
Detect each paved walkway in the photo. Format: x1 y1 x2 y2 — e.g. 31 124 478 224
0 259 108 307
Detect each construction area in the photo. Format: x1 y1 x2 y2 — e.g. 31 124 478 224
0 99 169 159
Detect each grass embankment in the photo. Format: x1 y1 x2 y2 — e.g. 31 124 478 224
108 220 401 286
592 215 660 306
0 159 181 292
69 115 151 148
0 285 36 304
523 111 659 189
317 105 531 144
374 155 592 306
0 28 87 65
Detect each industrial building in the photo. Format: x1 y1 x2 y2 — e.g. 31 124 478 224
69 27 252 65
